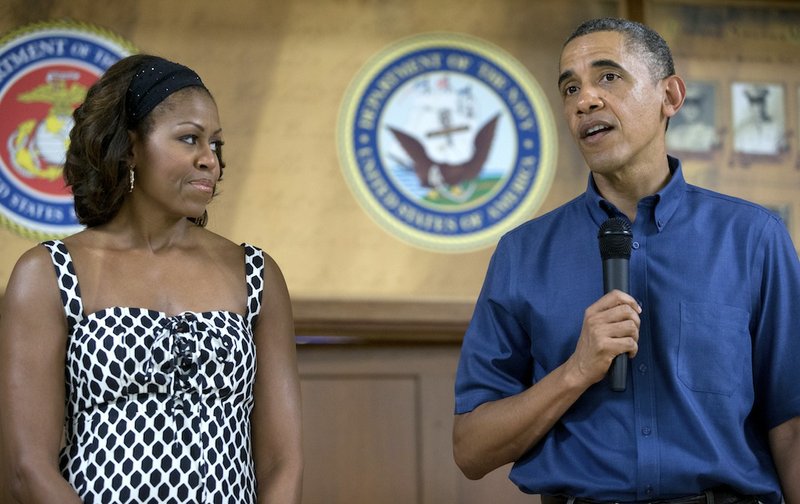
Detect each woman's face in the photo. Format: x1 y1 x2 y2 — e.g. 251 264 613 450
129 88 223 220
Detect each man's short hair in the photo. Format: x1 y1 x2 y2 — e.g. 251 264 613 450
565 17 675 83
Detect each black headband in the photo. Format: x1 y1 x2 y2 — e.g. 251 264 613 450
126 57 206 125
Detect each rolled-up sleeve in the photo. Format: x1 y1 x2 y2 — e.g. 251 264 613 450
752 216 800 429
455 235 533 414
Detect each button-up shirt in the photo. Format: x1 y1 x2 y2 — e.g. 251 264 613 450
455 157 800 503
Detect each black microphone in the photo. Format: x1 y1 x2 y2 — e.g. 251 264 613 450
597 217 633 392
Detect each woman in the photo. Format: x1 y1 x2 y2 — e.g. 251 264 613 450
0 54 303 503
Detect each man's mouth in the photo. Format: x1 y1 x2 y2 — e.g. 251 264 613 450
582 124 612 139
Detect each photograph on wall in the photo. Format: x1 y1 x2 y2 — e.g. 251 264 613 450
666 81 719 155
731 82 786 157
798 85 800 170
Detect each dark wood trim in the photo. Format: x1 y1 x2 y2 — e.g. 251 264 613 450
292 298 473 344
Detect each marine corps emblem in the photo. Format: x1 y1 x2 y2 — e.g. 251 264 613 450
338 33 557 252
0 21 135 239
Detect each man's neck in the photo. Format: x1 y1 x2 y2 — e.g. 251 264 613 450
592 161 672 222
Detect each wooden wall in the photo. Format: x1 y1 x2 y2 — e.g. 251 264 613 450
298 343 535 504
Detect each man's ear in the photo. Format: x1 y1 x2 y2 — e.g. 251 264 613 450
663 75 686 119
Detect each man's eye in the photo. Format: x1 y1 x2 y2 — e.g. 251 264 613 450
564 85 578 96
602 73 619 82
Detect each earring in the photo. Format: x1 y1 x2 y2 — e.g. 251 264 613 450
128 165 135 193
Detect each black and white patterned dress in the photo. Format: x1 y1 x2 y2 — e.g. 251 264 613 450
43 240 263 503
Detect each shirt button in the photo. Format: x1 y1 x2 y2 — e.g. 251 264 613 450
645 485 654 496
641 427 652 436
632 241 640 250
638 364 648 374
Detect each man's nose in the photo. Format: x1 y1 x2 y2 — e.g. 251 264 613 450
576 86 603 113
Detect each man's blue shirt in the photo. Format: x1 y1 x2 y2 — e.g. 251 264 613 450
455 157 800 503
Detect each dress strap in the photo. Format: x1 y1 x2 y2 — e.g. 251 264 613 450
241 243 265 327
41 240 85 331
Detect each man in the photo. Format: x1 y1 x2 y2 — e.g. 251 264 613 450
453 17 799 503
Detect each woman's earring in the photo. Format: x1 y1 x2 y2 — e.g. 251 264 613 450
128 166 135 193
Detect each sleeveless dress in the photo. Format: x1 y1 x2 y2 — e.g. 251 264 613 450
43 240 264 503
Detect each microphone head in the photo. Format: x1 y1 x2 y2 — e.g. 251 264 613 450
598 217 633 260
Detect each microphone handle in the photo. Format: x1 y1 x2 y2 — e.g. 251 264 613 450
602 257 630 392
610 354 628 392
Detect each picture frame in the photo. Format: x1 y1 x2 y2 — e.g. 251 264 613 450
666 80 720 156
731 82 786 157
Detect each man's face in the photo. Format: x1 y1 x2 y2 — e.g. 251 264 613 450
558 31 669 175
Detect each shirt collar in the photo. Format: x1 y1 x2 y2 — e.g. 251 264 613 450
584 155 686 232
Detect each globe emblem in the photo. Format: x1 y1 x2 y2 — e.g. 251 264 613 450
381 73 508 207
8 73 86 182
0 21 136 239
338 33 558 252
34 114 74 166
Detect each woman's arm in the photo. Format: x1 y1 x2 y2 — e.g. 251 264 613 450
250 252 303 503
0 246 82 503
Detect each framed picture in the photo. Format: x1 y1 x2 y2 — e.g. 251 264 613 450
666 81 719 154
731 82 786 156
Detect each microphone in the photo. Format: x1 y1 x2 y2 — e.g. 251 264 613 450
597 217 633 392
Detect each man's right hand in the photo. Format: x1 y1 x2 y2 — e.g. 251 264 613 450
566 290 641 387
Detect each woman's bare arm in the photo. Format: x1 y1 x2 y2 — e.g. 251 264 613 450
250 252 303 503
0 246 82 503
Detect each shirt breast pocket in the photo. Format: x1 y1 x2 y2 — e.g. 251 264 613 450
678 301 750 396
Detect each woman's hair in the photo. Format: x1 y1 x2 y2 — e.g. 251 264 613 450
64 54 225 227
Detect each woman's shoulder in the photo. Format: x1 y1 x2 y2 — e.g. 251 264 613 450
4 242 63 309
204 232 285 280
198 227 274 259
191 228 270 277
60 227 108 251
196 227 246 255
11 242 56 274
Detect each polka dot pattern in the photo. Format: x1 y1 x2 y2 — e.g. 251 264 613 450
42 240 264 503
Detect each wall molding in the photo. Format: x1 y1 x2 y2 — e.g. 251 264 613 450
292 298 473 344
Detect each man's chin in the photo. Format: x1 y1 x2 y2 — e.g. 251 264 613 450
582 153 621 174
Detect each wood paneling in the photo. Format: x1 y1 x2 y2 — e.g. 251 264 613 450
298 343 538 504
301 376 420 503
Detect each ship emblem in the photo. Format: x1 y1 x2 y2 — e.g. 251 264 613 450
388 103 500 203
338 33 557 252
